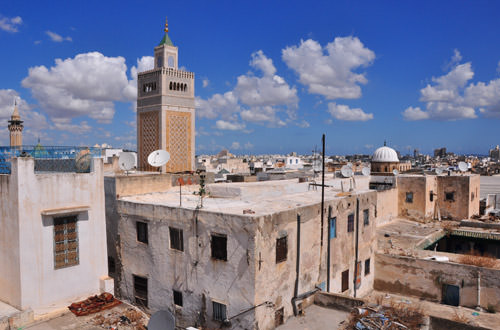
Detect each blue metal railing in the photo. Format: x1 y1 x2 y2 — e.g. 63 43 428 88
0 146 102 174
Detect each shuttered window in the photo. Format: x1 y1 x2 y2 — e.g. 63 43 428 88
169 227 184 251
213 301 227 321
341 270 349 292
134 275 148 308
347 213 354 232
54 216 79 269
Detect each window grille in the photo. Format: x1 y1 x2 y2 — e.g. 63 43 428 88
213 301 227 321
54 216 79 269
406 192 413 203
276 236 287 263
363 209 369 226
169 227 184 251
347 213 354 232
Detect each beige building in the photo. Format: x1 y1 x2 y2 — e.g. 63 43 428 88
0 156 112 314
8 101 23 148
137 19 195 173
111 176 377 329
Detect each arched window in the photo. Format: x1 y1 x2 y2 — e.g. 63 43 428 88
169 82 172 90
184 83 187 92
176 82 180 90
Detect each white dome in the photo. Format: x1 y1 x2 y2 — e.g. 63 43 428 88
372 146 399 163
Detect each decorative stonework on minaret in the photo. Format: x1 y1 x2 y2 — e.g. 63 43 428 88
137 17 195 172
8 100 23 148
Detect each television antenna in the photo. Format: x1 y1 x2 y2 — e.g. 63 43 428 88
340 165 353 178
118 152 135 175
361 167 370 176
147 149 170 171
392 169 399 176
148 310 175 330
458 161 468 173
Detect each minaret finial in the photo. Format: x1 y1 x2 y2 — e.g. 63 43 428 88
164 17 168 33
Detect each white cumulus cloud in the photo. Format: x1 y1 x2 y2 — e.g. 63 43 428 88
230 141 240 150
282 36 375 100
327 103 373 121
196 92 240 120
215 120 246 131
402 50 500 120
22 52 139 124
0 15 22 33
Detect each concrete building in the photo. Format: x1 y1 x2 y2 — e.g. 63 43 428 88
7 101 23 148
489 145 500 162
0 156 112 314
111 176 377 329
137 18 195 173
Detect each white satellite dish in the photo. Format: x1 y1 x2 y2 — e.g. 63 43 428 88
148 310 175 330
312 159 322 172
392 169 399 176
458 161 468 172
148 150 170 167
361 167 370 176
435 167 444 175
341 165 353 178
118 152 135 173
347 162 353 169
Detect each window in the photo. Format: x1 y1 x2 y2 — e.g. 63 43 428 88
430 190 434 202
445 192 455 201
365 258 371 276
329 217 336 239
108 256 116 274
211 234 227 261
133 275 148 307
213 301 227 321
169 227 184 251
341 270 349 292
406 192 413 203
363 209 369 226
276 236 288 263
54 216 79 269
347 213 354 232
275 307 284 327
173 290 183 307
137 221 148 244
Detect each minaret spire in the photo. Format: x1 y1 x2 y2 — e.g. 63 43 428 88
164 17 169 33
8 98 23 148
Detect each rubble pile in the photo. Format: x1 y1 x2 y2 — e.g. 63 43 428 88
346 304 424 330
92 308 147 330
68 293 121 316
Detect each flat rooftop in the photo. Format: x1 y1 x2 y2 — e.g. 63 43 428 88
119 177 372 216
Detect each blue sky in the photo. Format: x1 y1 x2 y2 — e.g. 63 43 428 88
1 1 499 155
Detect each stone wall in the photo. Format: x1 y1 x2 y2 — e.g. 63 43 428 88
374 253 500 310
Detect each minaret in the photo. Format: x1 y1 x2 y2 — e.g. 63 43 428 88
137 17 195 172
8 100 23 148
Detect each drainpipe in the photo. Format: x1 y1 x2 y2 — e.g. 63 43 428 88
477 271 481 309
320 134 325 248
292 214 301 316
354 197 360 298
327 206 332 292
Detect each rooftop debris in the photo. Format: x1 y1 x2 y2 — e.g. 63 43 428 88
68 292 121 316
345 303 424 330
92 307 147 329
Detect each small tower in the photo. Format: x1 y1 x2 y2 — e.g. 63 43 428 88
8 100 23 148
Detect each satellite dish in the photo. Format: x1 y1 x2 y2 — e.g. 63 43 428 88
347 162 353 169
148 310 175 330
148 150 170 167
341 165 353 178
435 167 444 175
75 150 91 173
458 161 468 172
312 160 322 172
392 169 399 176
362 167 370 176
119 152 135 172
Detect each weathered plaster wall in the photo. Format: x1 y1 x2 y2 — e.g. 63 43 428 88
117 202 257 330
0 172 21 308
437 175 480 220
253 191 377 329
397 176 433 221
375 188 398 226
374 253 500 310
114 173 172 198
15 158 108 311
